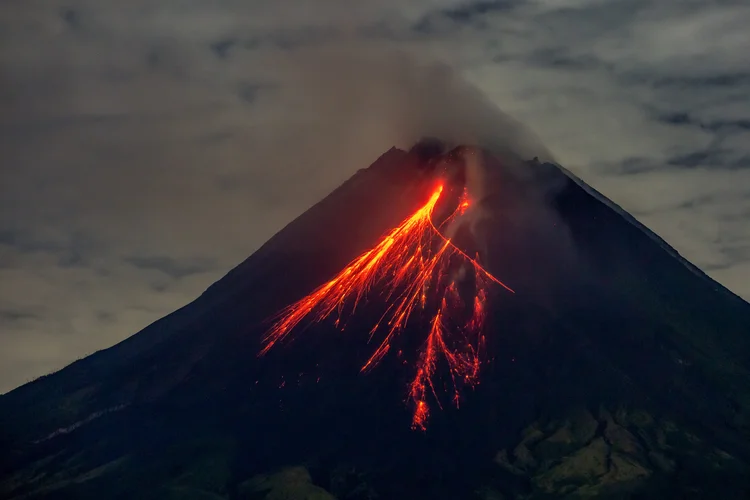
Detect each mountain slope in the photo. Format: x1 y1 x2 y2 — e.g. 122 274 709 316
1 142 749 500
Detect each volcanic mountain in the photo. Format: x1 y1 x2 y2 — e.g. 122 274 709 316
1 141 749 499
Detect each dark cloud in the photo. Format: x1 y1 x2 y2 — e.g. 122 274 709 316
722 245 750 262
667 150 750 169
0 230 81 259
210 38 238 60
650 73 750 89
608 157 661 176
442 1 520 23
0 310 40 323
237 82 275 104
656 112 693 126
668 151 722 168
707 120 750 132
655 111 750 132
95 310 116 323
413 1 522 34
524 49 605 71
211 28 342 55
124 256 217 280
60 8 81 31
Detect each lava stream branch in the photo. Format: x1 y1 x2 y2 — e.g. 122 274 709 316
259 186 444 356
259 182 513 430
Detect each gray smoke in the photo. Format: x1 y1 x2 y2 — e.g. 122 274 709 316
266 42 556 173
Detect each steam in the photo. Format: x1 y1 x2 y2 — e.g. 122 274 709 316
260 43 556 191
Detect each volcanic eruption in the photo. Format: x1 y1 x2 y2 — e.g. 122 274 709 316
259 150 515 430
1 141 749 500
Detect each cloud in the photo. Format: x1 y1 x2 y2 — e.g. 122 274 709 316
414 0 522 32
1 0 749 393
124 256 218 280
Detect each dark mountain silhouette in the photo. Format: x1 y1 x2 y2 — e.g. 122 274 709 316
1 141 749 499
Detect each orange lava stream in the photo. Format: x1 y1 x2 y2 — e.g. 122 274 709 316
260 183 513 430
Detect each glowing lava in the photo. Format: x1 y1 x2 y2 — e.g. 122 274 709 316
260 182 513 430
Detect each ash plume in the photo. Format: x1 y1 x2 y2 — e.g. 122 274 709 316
262 43 557 192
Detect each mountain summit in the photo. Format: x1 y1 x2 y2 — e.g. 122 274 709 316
1 141 749 499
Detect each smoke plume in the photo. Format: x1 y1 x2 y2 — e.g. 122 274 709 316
272 44 553 157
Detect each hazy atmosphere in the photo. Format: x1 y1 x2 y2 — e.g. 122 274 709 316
2 0 749 394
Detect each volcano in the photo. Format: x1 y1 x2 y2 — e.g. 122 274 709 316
1 141 749 499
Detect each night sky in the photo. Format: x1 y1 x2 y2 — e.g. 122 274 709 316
1 0 749 394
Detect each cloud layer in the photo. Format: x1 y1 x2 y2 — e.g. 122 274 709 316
1 0 749 393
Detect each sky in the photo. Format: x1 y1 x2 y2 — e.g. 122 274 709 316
1 0 749 394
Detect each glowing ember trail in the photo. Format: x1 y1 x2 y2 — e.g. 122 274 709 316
260 182 513 430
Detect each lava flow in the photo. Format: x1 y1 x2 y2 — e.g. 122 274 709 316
260 182 513 430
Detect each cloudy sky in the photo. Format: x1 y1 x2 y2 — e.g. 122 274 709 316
1 0 749 394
